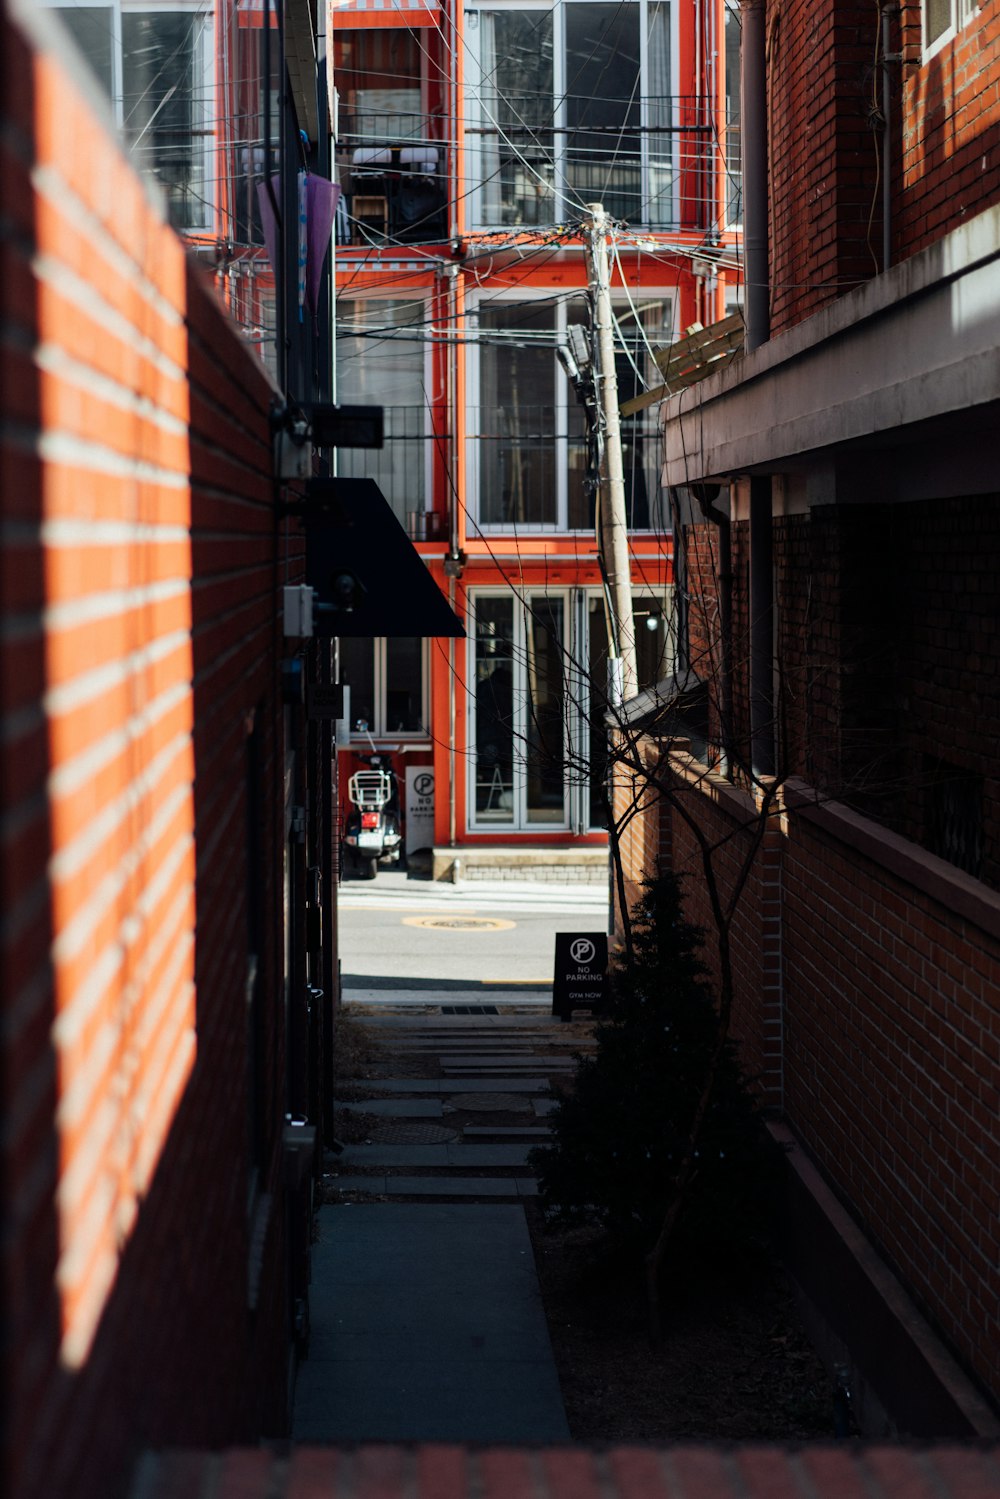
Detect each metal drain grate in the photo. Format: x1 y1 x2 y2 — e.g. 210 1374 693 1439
440 1004 499 1015
448 1092 533 1114
368 1122 459 1144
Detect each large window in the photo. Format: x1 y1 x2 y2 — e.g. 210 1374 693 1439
469 587 674 831
339 638 428 738
52 2 214 232
472 292 673 533
468 0 676 228
336 298 428 529
472 594 568 827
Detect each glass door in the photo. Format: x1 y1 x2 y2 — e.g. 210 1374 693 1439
470 593 569 830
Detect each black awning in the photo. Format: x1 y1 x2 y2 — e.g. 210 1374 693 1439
303 477 464 638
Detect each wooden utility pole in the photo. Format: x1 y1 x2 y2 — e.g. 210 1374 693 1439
584 203 636 704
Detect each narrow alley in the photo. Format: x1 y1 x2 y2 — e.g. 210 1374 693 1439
295 874 599 1443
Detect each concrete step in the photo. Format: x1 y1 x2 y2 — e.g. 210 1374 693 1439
365 1039 585 1053
342 1143 532 1168
331 1176 538 1200
358 1078 551 1094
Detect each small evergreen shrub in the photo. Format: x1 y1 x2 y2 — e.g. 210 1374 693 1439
531 871 781 1259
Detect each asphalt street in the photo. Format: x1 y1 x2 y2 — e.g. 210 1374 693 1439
337 868 609 997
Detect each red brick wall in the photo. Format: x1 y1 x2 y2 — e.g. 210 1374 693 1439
780 797 1000 1406
688 497 999 889
890 496 1000 891
766 1 883 336
896 2 1000 257
1 9 293 1496
617 742 1000 1409
762 1 1000 338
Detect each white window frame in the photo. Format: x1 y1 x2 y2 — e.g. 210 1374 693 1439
467 587 573 833
574 584 676 831
466 584 675 834
49 1 216 234
468 286 675 534
334 292 434 522
342 637 431 741
923 0 978 58
465 0 680 231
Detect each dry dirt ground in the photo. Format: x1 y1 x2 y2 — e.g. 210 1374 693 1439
526 1210 833 1441
329 1009 836 1442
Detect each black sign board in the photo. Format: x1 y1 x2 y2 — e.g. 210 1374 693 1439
552 932 608 1021
307 684 345 721
303 478 465 640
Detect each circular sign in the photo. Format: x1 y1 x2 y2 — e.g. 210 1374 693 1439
570 937 596 965
414 772 434 796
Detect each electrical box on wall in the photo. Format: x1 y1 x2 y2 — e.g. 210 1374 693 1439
336 683 351 749
283 585 314 637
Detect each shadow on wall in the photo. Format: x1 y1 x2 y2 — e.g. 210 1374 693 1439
4 9 290 1494
900 26 999 256
1 18 63 1499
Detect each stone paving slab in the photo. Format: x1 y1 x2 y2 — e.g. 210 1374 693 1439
338 1098 444 1118
387 1038 594 1050
369 1078 550 1094
360 1017 593 1033
440 1063 573 1074
533 1098 557 1116
463 1125 550 1138
331 1177 539 1199
439 1055 575 1068
341 1143 531 1168
294 1205 563 1443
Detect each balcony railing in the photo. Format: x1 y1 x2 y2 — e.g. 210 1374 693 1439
337 110 447 245
335 406 435 530
470 95 720 233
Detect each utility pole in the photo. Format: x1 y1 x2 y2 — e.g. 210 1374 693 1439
584 203 636 705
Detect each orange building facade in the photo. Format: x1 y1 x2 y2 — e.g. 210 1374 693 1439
329 0 740 863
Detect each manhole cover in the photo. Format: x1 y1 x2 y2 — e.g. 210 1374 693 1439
448 1092 533 1114
402 916 516 932
368 1122 459 1144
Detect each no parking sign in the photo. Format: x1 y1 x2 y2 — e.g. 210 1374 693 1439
552 931 608 1021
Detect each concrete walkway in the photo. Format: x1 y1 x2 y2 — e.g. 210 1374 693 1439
291 1009 584 1445
293 1204 569 1443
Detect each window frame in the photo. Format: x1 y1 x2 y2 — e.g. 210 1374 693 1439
466 584 675 834
467 587 573 833
334 292 434 528
467 286 675 535
340 637 431 742
465 0 680 232
49 0 216 234
922 0 978 58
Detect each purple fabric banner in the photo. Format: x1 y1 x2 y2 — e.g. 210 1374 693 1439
255 173 340 315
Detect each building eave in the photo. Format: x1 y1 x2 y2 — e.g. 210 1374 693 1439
661 204 1000 488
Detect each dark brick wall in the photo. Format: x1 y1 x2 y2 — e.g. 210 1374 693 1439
763 0 1000 337
766 0 883 336
1 12 297 1497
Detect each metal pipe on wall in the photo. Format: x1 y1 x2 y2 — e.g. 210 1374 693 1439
882 1 893 272
740 0 770 351
749 475 775 778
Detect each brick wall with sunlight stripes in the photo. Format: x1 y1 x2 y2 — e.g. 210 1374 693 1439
1 7 290 1495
